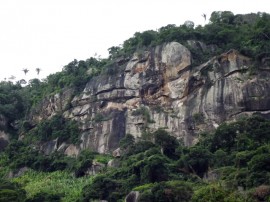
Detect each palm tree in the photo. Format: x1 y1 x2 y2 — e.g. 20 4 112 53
202 13 207 22
36 68 41 75
22 68 29 75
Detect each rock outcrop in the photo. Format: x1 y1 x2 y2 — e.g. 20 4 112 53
29 42 270 154
125 191 140 202
0 130 9 152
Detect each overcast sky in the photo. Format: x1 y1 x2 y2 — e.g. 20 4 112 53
0 0 269 82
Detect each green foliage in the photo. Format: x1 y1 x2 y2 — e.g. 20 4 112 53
247 145 270 186
178 146 212 178
153 129 179 158
107 11 270 67
4 141 40 169
0 81 25 134
25 192 62 202
25 114 80 144
210 122 239 153
0 180 26 202
192 184 246 202
125 140 156 157
193 112 205 124
1 11 270 202
212 149 231 167
3 141 96 175
81 174 120 202
119 133 135 150
92 113 112 122
19 56 111 113
140 155 169 183
133 183 155 192
94 154 112 164
2 115 270 201
132 106 152 121
139 181 193 202
12 169 91 202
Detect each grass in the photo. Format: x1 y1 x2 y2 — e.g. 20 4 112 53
94 154 112 164
12 169 92 202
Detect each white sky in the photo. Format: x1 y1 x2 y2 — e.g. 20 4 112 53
0 0 269 82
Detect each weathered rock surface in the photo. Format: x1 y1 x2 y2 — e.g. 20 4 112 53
86 160 105 176
29 88 74 123
8 167 30 178
41 138 58 155
0 131 9 151
29 42 270 154
107 159 120 168
125 191 140 202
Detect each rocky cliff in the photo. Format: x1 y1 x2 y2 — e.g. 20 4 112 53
28 42 270 155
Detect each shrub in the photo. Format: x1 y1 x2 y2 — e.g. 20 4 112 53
0 180 26 202
81 175 120 201
153 129 179 158
192 183 247 202
139 181 193 202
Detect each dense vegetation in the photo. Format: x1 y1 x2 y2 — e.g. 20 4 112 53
0 11 270 201
1 115 270 201
110 11 270 63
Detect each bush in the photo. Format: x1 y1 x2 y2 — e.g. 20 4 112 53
153 129 179 158
0 180 26 202
193 183 250 202
178 146 212 178
26 114 80 144
81 175 120 202
25 192 62 202
139 181 193 202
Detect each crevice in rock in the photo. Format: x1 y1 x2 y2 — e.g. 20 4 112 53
95 87 126 96
231 109 270 118
224 69 248 77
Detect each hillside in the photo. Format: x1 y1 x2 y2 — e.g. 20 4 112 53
0 11 270 201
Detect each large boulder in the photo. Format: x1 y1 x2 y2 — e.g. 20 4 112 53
125 191 140 202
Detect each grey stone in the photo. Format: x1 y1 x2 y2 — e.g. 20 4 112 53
125 191 140 202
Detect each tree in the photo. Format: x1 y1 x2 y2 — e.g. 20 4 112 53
0 181 26 202
210 11 234 24
22 68 29 75
178 146 212 178
202 13 207 22
210 123 238 153
247 145 270 186
192 184 245 202
139 181 193 202
108 46 121 59
26 192 62 202
35 68 41 75
184 21 195 29
81 175 119 201
153 129 179 158
0 81 25 129
119 134 135 150
140 155 169 183
18 79 27 85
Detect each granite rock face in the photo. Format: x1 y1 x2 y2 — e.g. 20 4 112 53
29 42 270 154
0 130 9 152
